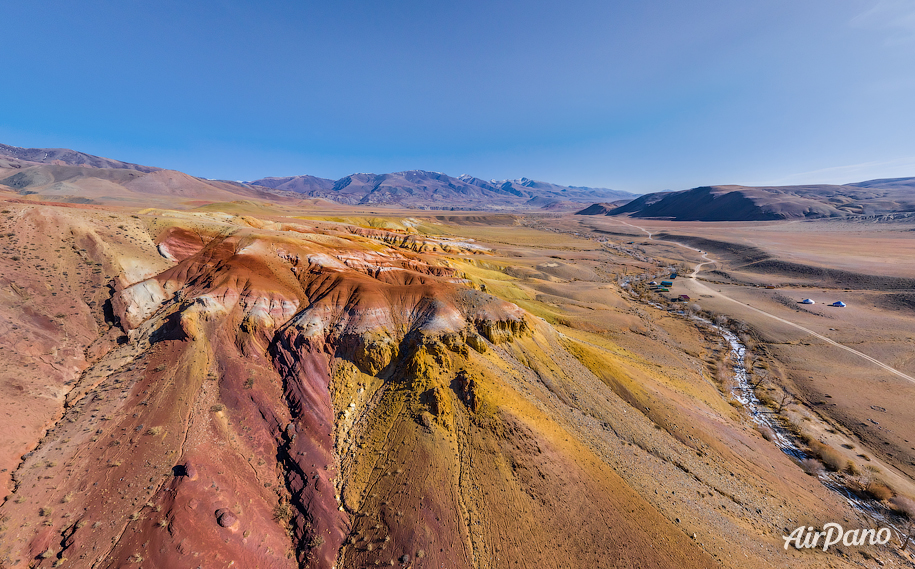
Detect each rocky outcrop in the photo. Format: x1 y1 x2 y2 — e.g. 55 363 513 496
0 217 717 569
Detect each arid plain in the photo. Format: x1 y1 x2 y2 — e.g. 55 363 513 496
0 174 913 568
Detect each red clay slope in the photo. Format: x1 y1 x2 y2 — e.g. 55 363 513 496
0 220 715 569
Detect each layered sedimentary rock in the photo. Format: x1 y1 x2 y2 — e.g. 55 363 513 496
0 219 714 569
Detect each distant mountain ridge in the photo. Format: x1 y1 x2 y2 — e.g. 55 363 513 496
245 170 638 210
0 144 282 206
0 143 639 210
0 143 160 173
578 181 915 221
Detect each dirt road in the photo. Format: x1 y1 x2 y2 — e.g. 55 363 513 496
620 220 915 385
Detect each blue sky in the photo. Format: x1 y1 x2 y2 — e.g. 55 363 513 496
2 0 914 192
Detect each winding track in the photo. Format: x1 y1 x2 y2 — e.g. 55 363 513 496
620 220 915 386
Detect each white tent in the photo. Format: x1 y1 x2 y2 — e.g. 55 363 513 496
801 299 815 305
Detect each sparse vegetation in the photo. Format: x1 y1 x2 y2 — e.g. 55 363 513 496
775 386 794 414
799 458 823 476
890 496 915 551
807 440 845 472
210 404 225 412
867 481 895 501
273 502 293 525
146 426 163 436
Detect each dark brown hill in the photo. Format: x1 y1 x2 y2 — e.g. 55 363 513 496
581 182 915 221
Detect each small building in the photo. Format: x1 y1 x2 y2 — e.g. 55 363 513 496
765 285 777 289
649 281 658 286
670 273 678 279
801 299 815 305
657 287 669 292
660 280 674 287
679 295 691 301
831 301 846 307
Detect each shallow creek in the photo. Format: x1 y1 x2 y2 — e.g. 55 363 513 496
703 317 903 539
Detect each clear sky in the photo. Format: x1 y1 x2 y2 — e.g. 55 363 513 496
2 0 914 192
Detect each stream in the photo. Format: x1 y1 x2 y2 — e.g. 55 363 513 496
702 318 905 541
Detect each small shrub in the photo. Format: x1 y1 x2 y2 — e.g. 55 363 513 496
39 549 54 559
273 503 292 524
783 420 811 444
868 482 894 501
210 404 225 413
809 441 845 472
799 458 823 476
39 506 53 517
153 364 166 372
889 495 915 517
844 461 860 476
62 492 74 503
146 426 163 436
244 378 254 389
756 425 775 441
